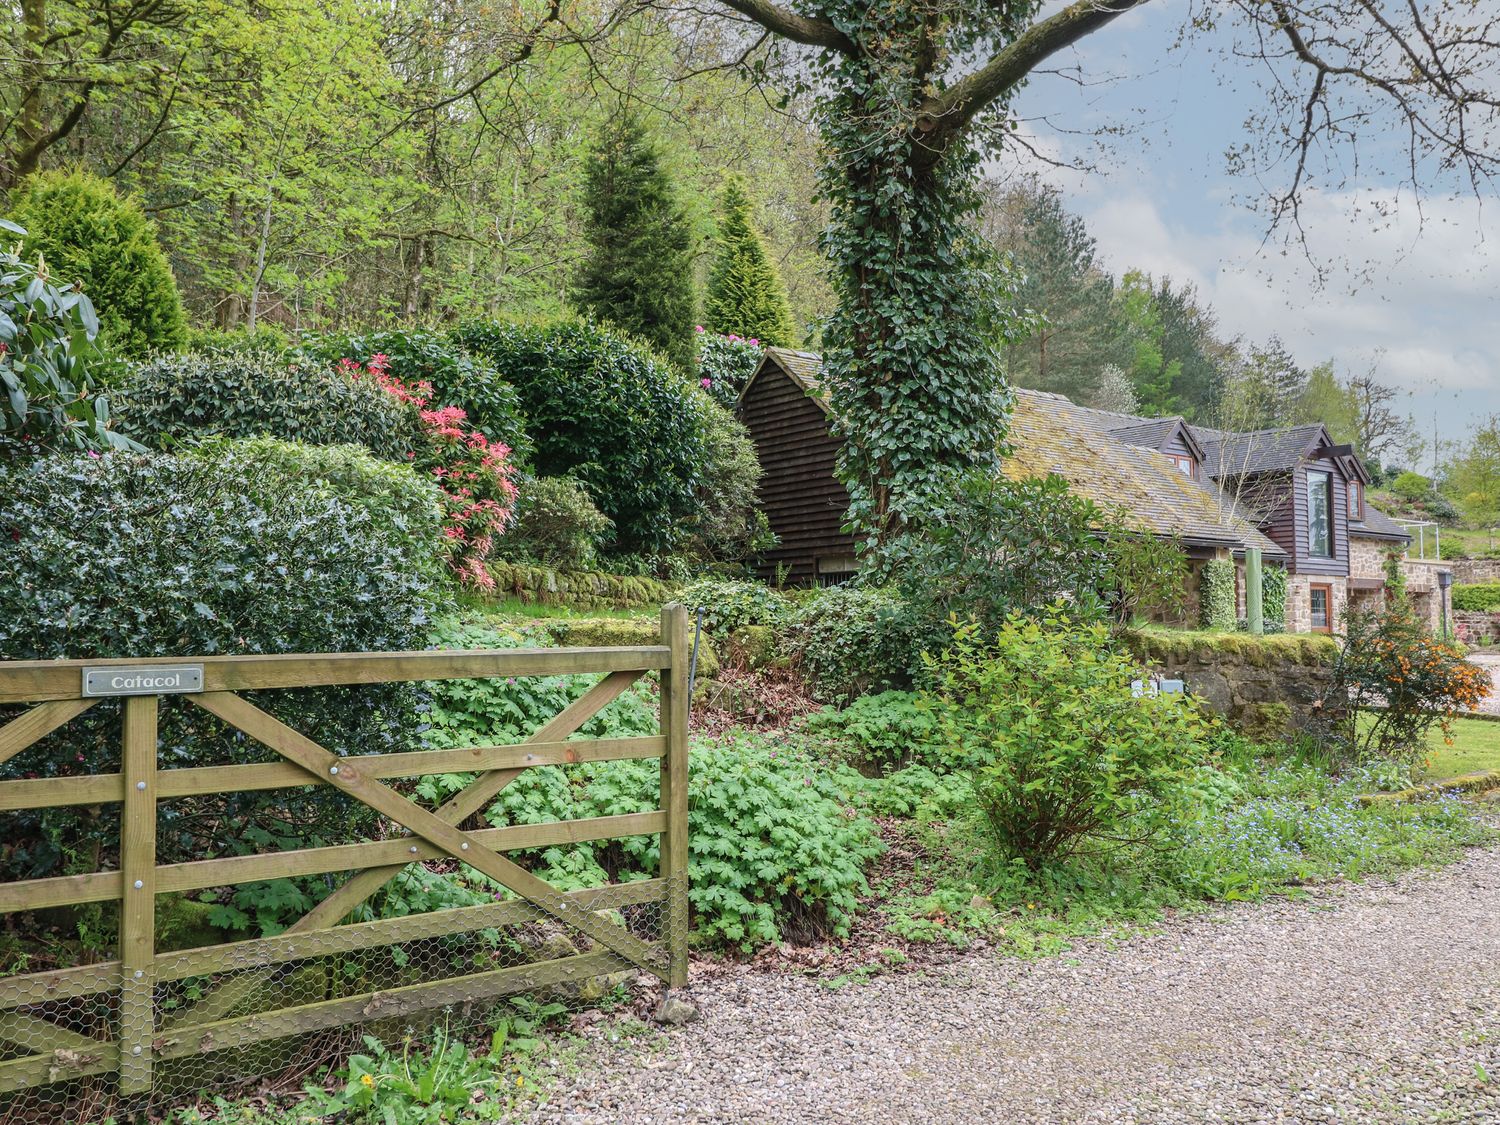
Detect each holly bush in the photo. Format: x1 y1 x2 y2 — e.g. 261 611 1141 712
0 451 433 877
115 349 420 461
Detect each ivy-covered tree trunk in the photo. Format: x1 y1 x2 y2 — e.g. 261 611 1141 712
813 4 1021 569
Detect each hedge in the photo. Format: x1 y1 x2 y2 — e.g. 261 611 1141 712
1453 583 1500 613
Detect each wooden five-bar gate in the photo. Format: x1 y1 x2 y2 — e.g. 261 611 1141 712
0 605 692 1111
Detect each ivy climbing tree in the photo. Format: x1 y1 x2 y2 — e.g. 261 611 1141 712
687 0 1500 566
705 175 798 347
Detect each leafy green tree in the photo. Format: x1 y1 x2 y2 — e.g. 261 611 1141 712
1153 278 1232 423
5 170 186 356
1219 338 1308 430
705 175 797 346
573 112 697 371
1115 270 1180 415
1445 417 1500 529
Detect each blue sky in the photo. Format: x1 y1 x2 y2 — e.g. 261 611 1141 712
1002 2 1500 468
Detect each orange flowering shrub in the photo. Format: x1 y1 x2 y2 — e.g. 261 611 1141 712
1326 555 1492 765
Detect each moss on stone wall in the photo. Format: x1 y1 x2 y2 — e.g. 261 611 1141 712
545 618 720 688
487 561 676 609
1122 629 1338 668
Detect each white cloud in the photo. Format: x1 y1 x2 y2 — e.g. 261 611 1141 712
1066 180 1500 430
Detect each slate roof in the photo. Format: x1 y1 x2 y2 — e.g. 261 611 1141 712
1350 503 1412 542
1005 391 1285 557
1105 416 1192 451
754 348 827 405
1187 424 1327 479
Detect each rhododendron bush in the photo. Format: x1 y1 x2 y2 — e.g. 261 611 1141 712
696 329 763 408
341 355 518 588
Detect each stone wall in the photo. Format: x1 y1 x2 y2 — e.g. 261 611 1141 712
485 561 676 609
1122 630 1340 742
1449 558 1500 585
1457 611 1500 648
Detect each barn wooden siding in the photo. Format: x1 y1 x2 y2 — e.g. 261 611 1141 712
736 357 856 584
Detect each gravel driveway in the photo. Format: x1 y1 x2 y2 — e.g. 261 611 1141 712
1467 655 1500 716
532 847 1500 1124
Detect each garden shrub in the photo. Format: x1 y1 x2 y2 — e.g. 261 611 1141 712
789 585 920 703
897 472 1184 637
1199 559 1236 630
1389 470 1433 503
929 611 1207 871
0 451 434 877
1454 583 1500 612
340 355 519 589
687 401 775 563
677 578 790 634
302 329 531 462
482 733 881 949
452 320 712 554
115 349 419 460
188 436 447 586
1 224 134 459
695 330 764 407
1320 557 1492 767
4 170 186 356
800 691 949 773
501 476 612 569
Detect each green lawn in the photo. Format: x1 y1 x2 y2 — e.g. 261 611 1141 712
1423 716 1500 779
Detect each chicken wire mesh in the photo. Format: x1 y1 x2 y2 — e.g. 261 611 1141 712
0 684 688 1124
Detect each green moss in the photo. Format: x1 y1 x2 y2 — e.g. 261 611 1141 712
547 618 720 687
1237 701 1292 743
729 624 782 669
485 561 675 610
1122 628 1337 668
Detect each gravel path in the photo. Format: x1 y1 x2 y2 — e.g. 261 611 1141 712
1467 656 1500 716
533 847 1500 1124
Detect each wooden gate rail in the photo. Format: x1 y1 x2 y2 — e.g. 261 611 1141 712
0 605 693 1101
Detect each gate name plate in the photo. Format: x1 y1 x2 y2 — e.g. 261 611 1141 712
82 664 205 697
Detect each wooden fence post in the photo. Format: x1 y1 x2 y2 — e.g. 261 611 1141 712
658 604 691 988
119 696 158 1096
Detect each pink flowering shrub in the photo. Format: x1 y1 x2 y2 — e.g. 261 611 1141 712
696 329 763 408
339 355 518 589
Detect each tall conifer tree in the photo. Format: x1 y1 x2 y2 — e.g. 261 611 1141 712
704 176 797 347
573 112 695 371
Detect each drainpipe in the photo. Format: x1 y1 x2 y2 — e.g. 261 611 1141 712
1438 569 1453 640
1245 548 1264 635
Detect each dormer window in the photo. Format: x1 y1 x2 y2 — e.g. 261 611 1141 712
1166 453 1197 478
1348 480 1364 520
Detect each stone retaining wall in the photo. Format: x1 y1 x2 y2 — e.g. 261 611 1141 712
1457 611 1500 648
1122 631 1340 742
486 561 676 609
1449 558 1500 585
